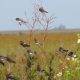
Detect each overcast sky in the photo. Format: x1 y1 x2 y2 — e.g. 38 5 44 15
0 0 80 31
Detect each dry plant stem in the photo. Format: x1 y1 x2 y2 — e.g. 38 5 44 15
37 44 46 54
43 21 49 47
7 63 11 74
29 26 35 45
29 28 33 45
29 13 37 45
59 57 68 76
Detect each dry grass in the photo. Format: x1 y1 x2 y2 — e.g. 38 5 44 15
0 32 79 80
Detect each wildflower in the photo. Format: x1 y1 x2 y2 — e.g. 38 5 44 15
65 66 68 69
66 70 70 74
54 75 57 79
66 57 70 60
56 72 62 77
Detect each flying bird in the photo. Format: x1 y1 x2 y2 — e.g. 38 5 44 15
15 18 27 26
39 7 48 13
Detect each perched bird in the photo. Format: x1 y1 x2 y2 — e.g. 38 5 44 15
59 47 77 59
34 38 43 46
20 40 30 48
27 60 33 68
59 47 68 53
0 60 4 66
39 7 48 13
37 64 42 72
0 55 15 64
0 56 6 66
37 64 45 72
6 73 16 80
27 49 33 55
27 50 37 60
15 18 27 26
68 51 77 58
0 56 6 61
6 57 16 64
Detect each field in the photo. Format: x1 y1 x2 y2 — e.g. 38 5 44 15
0 32 80 80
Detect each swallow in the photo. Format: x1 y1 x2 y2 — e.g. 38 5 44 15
0 56 6 61
6 73 16 80
39 7 48 13
34 38 43 46
59 47 68 53
27 50 33 55
15 18 27 26
0 55 15 64
20 40 30 48
37 64 45 72
0 60 4 66
27 60 33 68
6 57 16 64
68 52 77 58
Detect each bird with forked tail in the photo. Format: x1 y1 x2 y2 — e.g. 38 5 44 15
39 7 48 13
20 40 30 48
15 18 27 26
6 73 16 80
0 55 16 64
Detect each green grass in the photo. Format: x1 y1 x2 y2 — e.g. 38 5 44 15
0 32 80 80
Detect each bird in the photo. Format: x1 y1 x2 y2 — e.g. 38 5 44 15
27 60 33 68
68 51 77 58
0 55 16 64
0 56 6 61
39 7 48 13
0 60 4 66
36 64 42 72
6 57 16 64
34 38 43 46
27 49 33 55
59 47 68 53
0 56 6 66
36 64 45 72
20 40 30 48
6 73 16 80
15 18 27 26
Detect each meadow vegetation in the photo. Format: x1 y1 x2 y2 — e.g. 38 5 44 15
0 32 80 80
